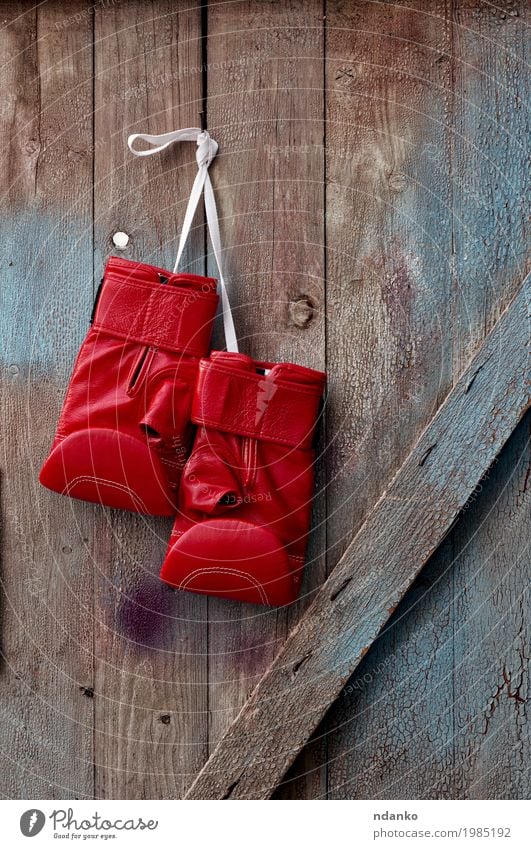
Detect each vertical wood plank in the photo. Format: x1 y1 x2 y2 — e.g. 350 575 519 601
451 0 529 370
92 0 208 799
449 0 530 798
205 0 326 797
0 1 94 798
451 414 530 798
325 0 454 582
317 0 454 799
324 0 530 799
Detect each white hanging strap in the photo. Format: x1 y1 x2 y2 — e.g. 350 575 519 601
127 127 239 353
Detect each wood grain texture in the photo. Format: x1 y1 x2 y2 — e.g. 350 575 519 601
325 412 530 799
0 0 528 801
205 0 326 783
324 0 530 800
280 0 456 800
92 0 208 799
325 533 457 799
324 0 454 570
446 0 530 798
451 0 529 372
450 415 530 798
0 1 95 797
186 276 530 799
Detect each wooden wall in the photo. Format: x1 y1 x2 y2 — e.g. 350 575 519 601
0 0 528 798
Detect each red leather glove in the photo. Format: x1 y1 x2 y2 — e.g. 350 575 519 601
160 351 326 605
39 256 218 515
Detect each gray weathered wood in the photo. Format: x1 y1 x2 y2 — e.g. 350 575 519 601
186 275 530 798
0 0 94 798
326 414 530 799
324 0 531 800
0 0 528 801
443 0 530 798
451 413 530 798
280 0 456 800
92 0 208 799
205 0 326 763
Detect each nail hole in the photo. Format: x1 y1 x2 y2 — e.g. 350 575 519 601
80 686 94 698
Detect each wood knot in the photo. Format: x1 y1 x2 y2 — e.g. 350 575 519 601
388 171 407 192
159 713 171 725
289 296 314 328
25 138 40 156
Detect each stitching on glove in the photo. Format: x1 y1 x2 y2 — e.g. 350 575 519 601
104 274 217 304
201 363 323 396
91 324 205 358
193 415 311 448
62 476 149 513
178 567 269 605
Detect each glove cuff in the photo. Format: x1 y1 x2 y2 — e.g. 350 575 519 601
92 256 218 357
192 352 326 449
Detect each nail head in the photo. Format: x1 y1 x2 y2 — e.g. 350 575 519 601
112 231 129 249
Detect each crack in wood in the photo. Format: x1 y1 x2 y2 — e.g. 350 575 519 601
222 775 243 799
292 652 313 675
465 355 492 394
329 576 353 601
418 442 437 467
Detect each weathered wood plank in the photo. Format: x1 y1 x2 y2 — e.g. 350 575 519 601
451 0 529 372
452 413 530 798
326 534 457 799
186 275 530 798
282 0 456 800
205 0 326 772
325 0 454 569
325 414 529 799
447 0 530 798
0 1 94 797
325 0 531 800
92 0 208 799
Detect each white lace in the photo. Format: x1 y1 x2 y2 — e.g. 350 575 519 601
127 127 238 353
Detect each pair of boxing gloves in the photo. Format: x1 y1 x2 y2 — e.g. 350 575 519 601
39 256 326 606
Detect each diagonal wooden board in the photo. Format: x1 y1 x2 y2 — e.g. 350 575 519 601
186 274 530 799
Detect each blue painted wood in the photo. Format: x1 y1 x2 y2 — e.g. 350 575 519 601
91 0 209 800
326 412 530 798
0 1 94 798
289 0 456 800
323 0 530 800
0 0 527 800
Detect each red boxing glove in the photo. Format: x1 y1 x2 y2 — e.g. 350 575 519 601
39 256 218 515
160 351 326 605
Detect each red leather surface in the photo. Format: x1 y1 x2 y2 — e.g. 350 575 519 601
161 519 294 606
160 351 326 605
94 261 217 357
192 353 325 448
39 257 218 515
